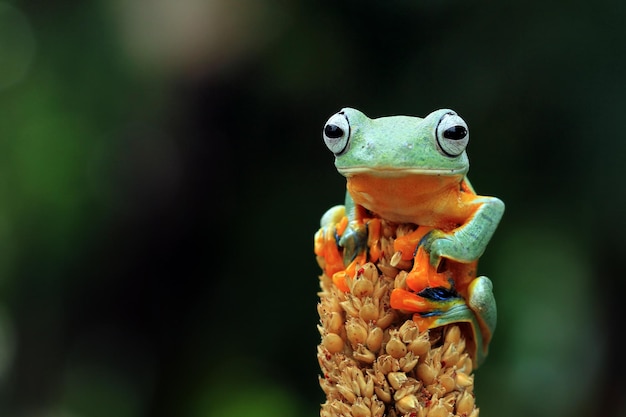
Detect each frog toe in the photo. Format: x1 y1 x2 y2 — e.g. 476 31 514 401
338 222 367 265
467 276 497 347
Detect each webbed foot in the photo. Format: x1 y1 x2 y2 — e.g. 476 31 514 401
427 276 496 367
315 205 368 275
420 229 487 270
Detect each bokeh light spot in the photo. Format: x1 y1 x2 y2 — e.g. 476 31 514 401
0 3 36 90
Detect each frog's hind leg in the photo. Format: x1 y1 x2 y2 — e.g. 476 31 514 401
428 304 484 368
428 275 497 368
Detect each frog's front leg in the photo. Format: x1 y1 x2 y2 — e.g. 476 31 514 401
424 195 504 269
338 192 368 265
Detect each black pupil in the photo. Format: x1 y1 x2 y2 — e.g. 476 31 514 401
443 125 467 140
325 124 344 139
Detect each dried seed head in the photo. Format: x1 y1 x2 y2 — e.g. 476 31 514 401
348 368 365 396
329 400 352 416
360 300 380 322
387 371 408 390
399 320 419 342
424 346 443 370
327 294 344 313
351 400 372 417
393 382 420 403
317 345 333 370
374 384 392 404
323 333 344 354
340 300 360 318
408 333 431 356
360 370 375 398
390 251 403 267
352 278 375 298
425 402 448 417
416 363 437 386
378 264 400 279
394 270 408 290
371 400 385 417
346 318 369 347
376 354 400 375
366 326 384 352
458 354 473 374
444 324 461 344
386 335 408 359
439 373 455 394
456 390 476 416
441 344 460 368
328 311 344 334
441 393 456 412
353 344 376 364
425 382 444 398
372 281 389 301
376 309 397 330
319 375 332 395
336 383 357 404
360 262 379 282
455 371 474 389
399 352 418 373
395 394 419 414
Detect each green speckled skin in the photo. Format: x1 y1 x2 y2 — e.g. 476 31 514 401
333 108 469 176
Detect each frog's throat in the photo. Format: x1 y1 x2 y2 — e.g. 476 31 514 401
337 166 468 178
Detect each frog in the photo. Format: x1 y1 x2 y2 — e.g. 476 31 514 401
317 107 504 366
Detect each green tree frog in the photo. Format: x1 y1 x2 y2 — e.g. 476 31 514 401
317 107 504 366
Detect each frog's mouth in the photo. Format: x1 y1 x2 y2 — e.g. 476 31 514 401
338 166 467 178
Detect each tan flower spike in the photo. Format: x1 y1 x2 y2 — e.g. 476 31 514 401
316 219 480 417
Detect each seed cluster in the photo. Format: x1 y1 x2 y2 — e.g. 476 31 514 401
316 220 479 417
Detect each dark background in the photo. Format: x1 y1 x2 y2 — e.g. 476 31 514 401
0 1 623 416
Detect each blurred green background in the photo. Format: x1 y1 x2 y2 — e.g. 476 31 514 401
0 0 623 416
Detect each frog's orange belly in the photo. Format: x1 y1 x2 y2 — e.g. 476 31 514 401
346 173 469 228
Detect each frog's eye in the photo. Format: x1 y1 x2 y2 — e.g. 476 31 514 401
323 112 350 155
436 112 469 157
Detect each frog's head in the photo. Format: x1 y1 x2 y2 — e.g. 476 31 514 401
322 108 470 177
